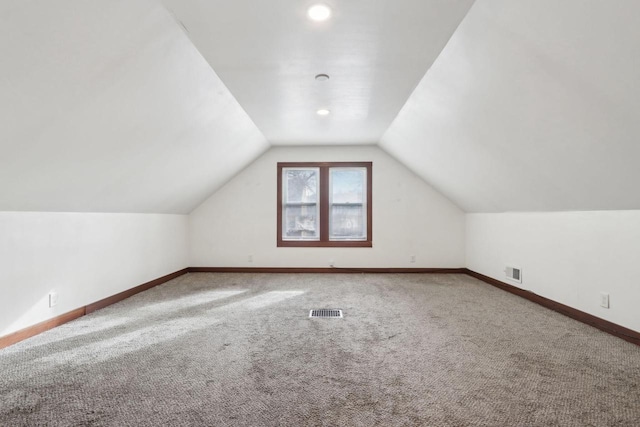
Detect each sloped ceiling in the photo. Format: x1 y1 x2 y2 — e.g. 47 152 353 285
3 0 639 215
381 0 640 212
162 0 475 145
0 0 268 214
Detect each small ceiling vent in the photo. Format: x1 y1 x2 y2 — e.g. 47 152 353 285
309 309 343 318
505 266 522 283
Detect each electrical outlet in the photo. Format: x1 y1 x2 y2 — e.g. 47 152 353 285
410 255 416 263
49 292 58 308
600 292 610 309
247 254 253 263
329 260 335 267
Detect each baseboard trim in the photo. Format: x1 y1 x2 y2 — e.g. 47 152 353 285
0 307 86 350
188 267 465 274
463 269 640 347
5 267 636 350
0 268 189 350
2 266 453 349
86 268 189 314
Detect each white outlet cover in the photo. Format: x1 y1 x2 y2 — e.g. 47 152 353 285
600 292 610 309
49 292 58 308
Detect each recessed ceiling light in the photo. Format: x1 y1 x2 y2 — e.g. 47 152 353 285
315 73 330 81
308 4 331 22
316 109 331 116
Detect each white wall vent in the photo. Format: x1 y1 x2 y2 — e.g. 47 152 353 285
505 266 522 283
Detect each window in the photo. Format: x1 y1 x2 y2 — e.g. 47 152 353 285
277 162 372 247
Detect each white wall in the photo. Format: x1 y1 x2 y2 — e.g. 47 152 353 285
190 146 465 268
466 211 640 332
0 212 188 336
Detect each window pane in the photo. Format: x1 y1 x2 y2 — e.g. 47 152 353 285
284 168 318 203
329 168 367 240
330 205 365 239
282 168 319 240
283 205 319 240
330 169 364 203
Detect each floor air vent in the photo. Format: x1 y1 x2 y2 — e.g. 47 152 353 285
309 309 343 318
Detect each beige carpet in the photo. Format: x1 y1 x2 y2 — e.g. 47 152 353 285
1 273 639 426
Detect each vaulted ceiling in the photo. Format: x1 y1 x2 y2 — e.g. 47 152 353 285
162 0 474 145
0 0 268 214
1 0 639 214
381 0 640 212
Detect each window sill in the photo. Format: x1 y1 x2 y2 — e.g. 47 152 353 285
277 240 372 248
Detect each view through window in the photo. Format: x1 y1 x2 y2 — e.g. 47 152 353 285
277 162 372 247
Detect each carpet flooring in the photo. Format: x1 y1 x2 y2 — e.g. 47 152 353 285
1 273 639 426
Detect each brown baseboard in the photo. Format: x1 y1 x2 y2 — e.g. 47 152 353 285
0 266 455 349
86 268 189 314
463 269 640 347
0 307 86 350
0 268 189 350
5 267 636 350
188 267 465 274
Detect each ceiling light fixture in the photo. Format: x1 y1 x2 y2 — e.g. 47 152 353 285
308 4 331 22
315 73 330 81
316 109 331 116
